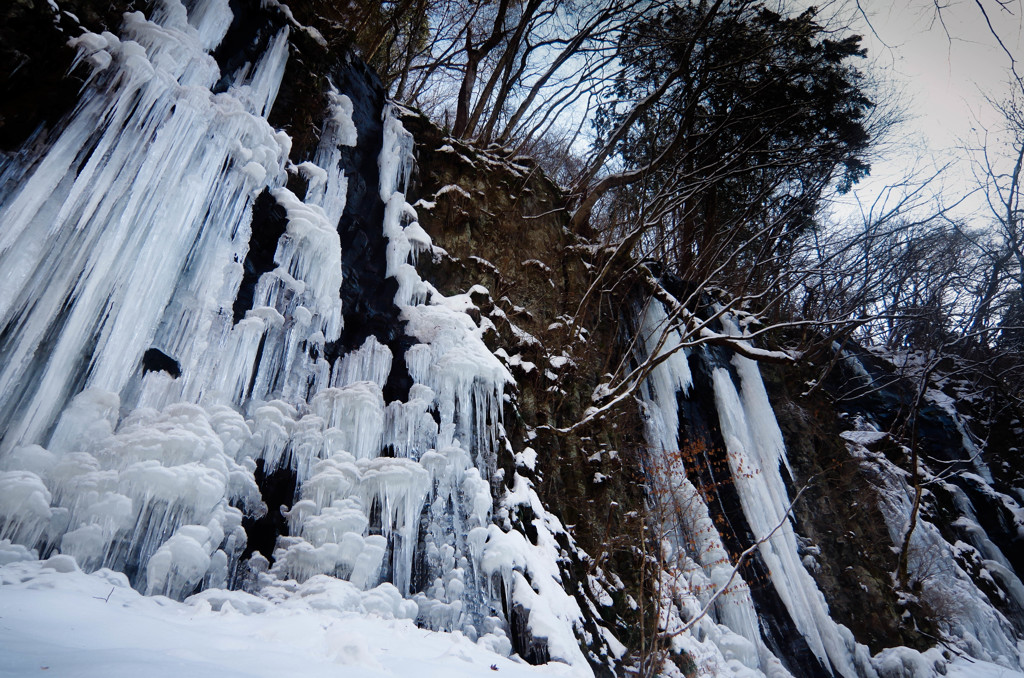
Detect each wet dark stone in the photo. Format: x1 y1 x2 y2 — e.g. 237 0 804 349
318 51 415 404
211 0 287 94
233 189 288 324
510 601 551 665
411 503 431 594
957 477 1024 576
141 348 181 378
0 0 132 151
681 347 832 678
241 459 297 565
939 475 1024 634
827 348 970 469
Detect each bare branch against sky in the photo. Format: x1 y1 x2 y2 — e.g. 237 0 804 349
829 0 1023 223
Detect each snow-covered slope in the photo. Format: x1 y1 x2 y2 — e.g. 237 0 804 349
2 553 1014 678
0 550 576 678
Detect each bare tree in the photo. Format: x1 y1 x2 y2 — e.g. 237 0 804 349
388 0 656 152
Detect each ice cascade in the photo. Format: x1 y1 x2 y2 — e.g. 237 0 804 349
635 300 1024 678
0 0 524 656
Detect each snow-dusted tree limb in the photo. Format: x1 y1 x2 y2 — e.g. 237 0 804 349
547 294 802 436
642 280 803 364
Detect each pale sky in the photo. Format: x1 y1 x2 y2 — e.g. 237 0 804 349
823 0 1024 224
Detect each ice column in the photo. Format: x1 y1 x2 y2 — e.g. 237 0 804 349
711 317 864 677
636 301 788 675
374 106 514 637
259 105 514 649
0 0 289 596
0 0 290 451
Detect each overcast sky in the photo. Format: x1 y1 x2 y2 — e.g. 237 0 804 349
822 0 1023 224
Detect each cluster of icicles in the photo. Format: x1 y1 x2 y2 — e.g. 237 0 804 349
635 303 1024 677
0 0 522 649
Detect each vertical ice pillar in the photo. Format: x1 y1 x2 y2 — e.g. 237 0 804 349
636 301 786 673
711 319 859 678
0 0 291 453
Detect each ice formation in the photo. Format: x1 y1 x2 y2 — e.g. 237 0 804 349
635 301 1024 677
838 355 1024 670
0 0 528 665
1 1 1022 676
637 302 794 676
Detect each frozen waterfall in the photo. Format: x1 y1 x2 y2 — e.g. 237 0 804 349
0 0 520 655
2 1 1023 677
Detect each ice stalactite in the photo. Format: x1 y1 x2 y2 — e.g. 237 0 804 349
637 299 1024 678
0 0 289 597
712 355 865 677
369 106 520 646
0 2 290 453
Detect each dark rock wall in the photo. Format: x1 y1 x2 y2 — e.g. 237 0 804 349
0 0 134 152
762 359 932 653
401 112 653 672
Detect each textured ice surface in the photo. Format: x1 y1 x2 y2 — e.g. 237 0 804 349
0 0 539 667
0 5 289 450
636 303 789 675
4 0 1021 675
712 364 860 678
637 303 1024 678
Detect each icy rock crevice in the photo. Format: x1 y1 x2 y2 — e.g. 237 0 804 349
636 301 895 678
837 354 1024 671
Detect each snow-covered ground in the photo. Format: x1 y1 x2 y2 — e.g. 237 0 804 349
946 659 1024 678
4 554 1023 678
0 554 580 678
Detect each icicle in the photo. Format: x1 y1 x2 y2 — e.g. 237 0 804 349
0 0 290 452
383 385 438 459
713 362 861 677
635 302 771 671
0 471 54 548
303 88 355 227
265 187 343 341
275 453 431 595
0 13 529 659
330 337 393 389
309 383 385 460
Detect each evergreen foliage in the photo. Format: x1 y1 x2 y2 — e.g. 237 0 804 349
594 0 873 281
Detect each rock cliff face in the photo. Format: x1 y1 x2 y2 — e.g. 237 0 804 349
403 99 1024 678
1 2 1023 677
